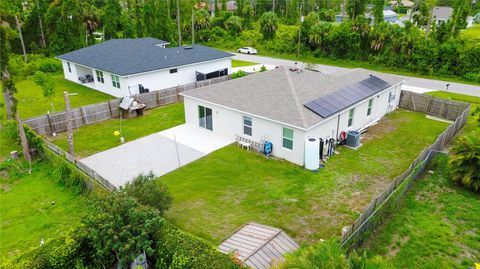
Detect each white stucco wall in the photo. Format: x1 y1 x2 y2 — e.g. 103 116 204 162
60 58 232 98
124 58 232 95
183 97 306 165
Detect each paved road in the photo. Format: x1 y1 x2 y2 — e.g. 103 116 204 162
233 53 480 97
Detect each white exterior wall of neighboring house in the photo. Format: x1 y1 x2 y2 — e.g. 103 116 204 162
183 82 403 166
124 58 232 95
60 58 232 98
183 97 306 165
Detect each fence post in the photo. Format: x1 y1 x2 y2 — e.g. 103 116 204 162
80 107 88 125
46 113 54 135
107 100 114 119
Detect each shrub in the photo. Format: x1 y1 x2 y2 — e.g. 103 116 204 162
0 231 96 269
37 58 62 73
448 131 480 192
231 70 247 79
122 172 172 215
156 223 242 269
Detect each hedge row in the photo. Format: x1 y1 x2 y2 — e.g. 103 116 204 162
1 224 242 269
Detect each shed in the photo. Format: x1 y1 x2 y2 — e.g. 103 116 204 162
219 223 299 269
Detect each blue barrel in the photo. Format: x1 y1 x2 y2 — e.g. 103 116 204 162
264 141 273 156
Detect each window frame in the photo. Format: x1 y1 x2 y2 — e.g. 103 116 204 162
111 74 120 89
243 116 252 136
170 68 178 74
388 91 396 103
198 105 213 131
282 127 294 150
348 108 355 127
367 99 373 116
67 62 71 73
96 70 104 83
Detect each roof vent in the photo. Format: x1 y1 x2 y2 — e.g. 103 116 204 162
183 46 194 50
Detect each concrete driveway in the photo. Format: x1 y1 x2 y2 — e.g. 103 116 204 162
80 124 233 187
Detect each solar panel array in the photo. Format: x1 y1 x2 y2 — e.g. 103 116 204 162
304 75 392 118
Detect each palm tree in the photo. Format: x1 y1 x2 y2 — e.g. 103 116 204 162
259 11 279 39
449 131 480 192
308 21 331 46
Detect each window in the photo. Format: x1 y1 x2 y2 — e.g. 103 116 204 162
282 127 294 150
348 108 355 127
388 91 396 103
198 105 213 130
243 116 252 136
367 99 373 116
96 70 104 83
67 62 71 73
111 75 120 89
170 68 178 74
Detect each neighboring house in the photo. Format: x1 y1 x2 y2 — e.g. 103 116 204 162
208 0 237 16
389 0 414 8
367 10 399 23
57 38 233 97
433 6 453 24
383 10 399 23
181 67 404 167
338 10 398 23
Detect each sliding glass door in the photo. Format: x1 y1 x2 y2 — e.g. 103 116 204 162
198 105 213 131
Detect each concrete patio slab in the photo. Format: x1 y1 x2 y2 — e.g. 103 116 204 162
80 124 233 187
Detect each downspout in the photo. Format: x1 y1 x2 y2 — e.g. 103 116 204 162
336 113 341 140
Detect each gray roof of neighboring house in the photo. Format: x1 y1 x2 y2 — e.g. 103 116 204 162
433 7 453 21
182 67 405 129
57 38 234 76
219 223 299 269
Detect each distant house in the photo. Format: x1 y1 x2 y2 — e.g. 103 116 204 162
208 0 237 16
389 0 414 8
181 67 405 167
433 6 453 24
337 10 398 23
383 10 399 23
56 38 233 97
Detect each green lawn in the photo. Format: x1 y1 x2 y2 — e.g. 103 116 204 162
362 156 480 268
0 161 88 263
231 59 258 67
1 73 113 119
361 92 480 268
49 102 185 158
461 24 480 42
160 110 449 244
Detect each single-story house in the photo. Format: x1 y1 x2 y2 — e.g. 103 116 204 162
208 0 237 16
56 38 233 97
383 10 399 23
389 0 414 8
181 67 405 167
338 10 398 23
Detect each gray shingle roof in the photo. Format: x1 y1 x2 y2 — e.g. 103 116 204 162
56 38 233 76
219 223 299 269
182 67 405 129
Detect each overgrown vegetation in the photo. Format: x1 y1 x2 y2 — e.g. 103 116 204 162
448 132 480 191
362 155 480 268
276 239 392 269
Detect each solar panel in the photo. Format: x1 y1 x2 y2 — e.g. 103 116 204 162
304 76 391 118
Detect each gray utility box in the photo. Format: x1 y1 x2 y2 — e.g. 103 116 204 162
346 130 361 148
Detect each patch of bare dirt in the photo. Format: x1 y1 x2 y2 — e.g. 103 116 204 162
362 116 410 143
386 234 410 257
